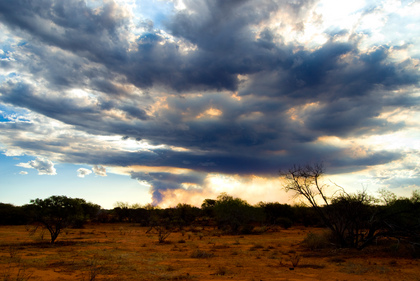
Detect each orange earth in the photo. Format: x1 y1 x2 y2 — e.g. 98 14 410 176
0 223 419 280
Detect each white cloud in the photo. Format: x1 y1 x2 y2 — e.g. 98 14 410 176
92 165 107 177
19 171 28 175
4 149 25 157
17 157 56 175
77 167 92 178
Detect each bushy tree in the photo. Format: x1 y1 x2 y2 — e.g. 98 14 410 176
29 196 100 243
373 192 420 250
291 204 320 227
213 193 263 234
327 192 376 248
113 202 130 222
201 199 216 216
258 202 295 228
171 203 200 227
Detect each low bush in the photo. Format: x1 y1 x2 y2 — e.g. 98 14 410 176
302 231 331 250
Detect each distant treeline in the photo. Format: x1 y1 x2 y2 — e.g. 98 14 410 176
0 193 318 231
1 191 419 251
109 197 318 232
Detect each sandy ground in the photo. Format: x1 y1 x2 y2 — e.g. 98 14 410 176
0 224 419 280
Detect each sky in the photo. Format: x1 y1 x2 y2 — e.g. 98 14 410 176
0 0 419 209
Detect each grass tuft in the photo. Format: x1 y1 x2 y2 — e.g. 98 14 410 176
190 249 215 258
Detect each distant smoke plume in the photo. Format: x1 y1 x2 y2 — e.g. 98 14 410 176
131 171 205 205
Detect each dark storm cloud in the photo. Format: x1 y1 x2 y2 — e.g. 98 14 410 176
1 115 403 178
160 0 303 91
120 105 149 120
1 0 419 202
1 0 418 97
168 0 314 50
0 0 312 92
0 0 128 62
242 42 419 101
65 144 405 180
0 82 101 124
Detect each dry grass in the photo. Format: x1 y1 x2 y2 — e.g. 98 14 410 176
302 231 331 250
0 224 418 280
289 253 301 268
190 249 215 258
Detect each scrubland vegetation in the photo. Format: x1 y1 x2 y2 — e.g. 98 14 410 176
0 164 419 280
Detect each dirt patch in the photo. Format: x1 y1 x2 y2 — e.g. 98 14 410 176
0 224 418 280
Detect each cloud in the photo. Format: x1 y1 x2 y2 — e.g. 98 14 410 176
369 152 420 189
0 0 419 204
19 171 28 175
17 157 56 175
77 168 92 178
92 165 107 177
4 149 25 157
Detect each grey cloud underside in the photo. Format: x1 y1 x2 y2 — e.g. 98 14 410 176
0 0 419 178
130 170 206 204
0 123 403 176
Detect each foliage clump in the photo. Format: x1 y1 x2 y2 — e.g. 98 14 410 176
27 195 100 243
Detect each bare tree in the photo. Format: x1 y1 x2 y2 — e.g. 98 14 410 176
280 163 332 226
280 163 375 248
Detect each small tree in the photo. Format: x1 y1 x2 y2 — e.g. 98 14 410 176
29 195 100 243
213 193 263 234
